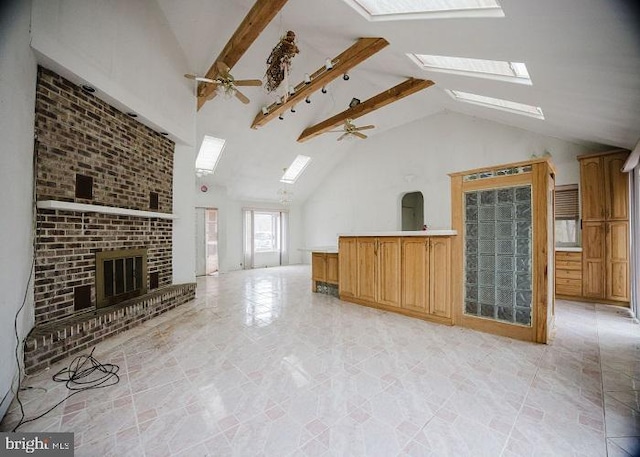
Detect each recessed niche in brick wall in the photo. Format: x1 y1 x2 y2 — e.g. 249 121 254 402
33 66 175 325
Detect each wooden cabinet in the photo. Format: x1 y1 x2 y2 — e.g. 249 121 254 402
339 235 455 325
604 153 630 221
338 238 357 298
582 222 605 298
579 150 630 304
377 238 401 307
580 157 606 220
607 221 630 302
555 251 583 297
401 237 451 318
429 237 451 318
312 252 339 291
357 238 377 303
401 238 428 312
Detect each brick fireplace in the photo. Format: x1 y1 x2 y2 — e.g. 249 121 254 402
24 67 195 373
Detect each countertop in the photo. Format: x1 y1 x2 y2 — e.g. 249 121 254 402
555 247 583 252
299 246 338 254
338 230 457 237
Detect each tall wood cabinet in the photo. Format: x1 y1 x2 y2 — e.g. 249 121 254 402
579 150 630 304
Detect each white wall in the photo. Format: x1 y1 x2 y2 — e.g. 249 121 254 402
173 144 197 284
303 111 595 248
195 184 303 273
0 0 38 418
30 0 194 143
29 0 198 286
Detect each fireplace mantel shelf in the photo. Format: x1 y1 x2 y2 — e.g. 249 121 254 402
37 200 177 220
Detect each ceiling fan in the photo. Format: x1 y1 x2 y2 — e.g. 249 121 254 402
184 61 262 104
328 119 375 141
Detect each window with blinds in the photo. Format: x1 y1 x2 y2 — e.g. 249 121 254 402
555 184 580 246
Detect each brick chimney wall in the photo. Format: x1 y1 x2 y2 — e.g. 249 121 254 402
34 67 175 324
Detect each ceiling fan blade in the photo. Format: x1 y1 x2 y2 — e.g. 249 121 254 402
327 130 344 133
234 89 250 104
337 133 349 141
354 125 375 131
206 90 218 101
185 74 219 84
234 79 263 87
216 61 231 77
353 132 368 139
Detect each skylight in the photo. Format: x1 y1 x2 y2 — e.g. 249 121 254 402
195 135 225 174
343 0 504 21
281 155 311 184
446 90 545 119
408 54 532 85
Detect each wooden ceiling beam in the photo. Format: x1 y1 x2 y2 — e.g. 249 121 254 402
197 0 289 110
251 37 390 129
296 78 435 143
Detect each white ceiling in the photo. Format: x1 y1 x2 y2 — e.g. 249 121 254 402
156 0 640 203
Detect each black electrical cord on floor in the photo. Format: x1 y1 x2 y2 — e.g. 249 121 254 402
12 347 120 432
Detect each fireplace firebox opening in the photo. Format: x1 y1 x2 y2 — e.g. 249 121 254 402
95 248 148 308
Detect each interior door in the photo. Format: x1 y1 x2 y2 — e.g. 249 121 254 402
195 208 206 276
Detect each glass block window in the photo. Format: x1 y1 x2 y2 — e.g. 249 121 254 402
464 185 533 326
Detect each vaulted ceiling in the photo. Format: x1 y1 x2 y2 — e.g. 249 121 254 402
156 0 640 203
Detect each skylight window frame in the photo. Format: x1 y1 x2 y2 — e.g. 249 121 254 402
195 135 226 175
446 89 545 120
342 0 505 21
407 54 532 86
281 155 311 184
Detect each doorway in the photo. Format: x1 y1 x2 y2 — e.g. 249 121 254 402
243 209 289 269
402 191 424 231
195 208 218 276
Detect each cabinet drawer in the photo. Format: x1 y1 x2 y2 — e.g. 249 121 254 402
555 260 582 271
556 283 582 296
556 269 582 280
556 277 582 287
556 251 582 261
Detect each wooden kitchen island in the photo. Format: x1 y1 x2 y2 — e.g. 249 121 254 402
336 231 457 325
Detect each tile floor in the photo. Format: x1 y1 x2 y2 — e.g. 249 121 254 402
2 265 640 456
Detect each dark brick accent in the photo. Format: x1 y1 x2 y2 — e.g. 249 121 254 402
149 271 159 290
75 174 93 200
73 285 92 311
149 192 159 210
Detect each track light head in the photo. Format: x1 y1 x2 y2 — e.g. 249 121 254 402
343 73 350 81
305 96 311 104
321 86 327 94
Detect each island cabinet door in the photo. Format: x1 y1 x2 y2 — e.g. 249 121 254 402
338 238 358 298
401 238 429 312
312 253 326 283
326 254 339 285
357 238 377 302
429 237 452 318
377 237 402 308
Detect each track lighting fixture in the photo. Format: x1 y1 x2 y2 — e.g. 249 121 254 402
290 105 296 113
276 97 282 105
325 58 333 70
261 106 269 115
343 73 350 81
321 86 327 94
288 85 295 95
304 74 311 84
305 96 311 104
279 114 284 120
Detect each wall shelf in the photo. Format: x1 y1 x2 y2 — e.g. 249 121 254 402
36 200 177 220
